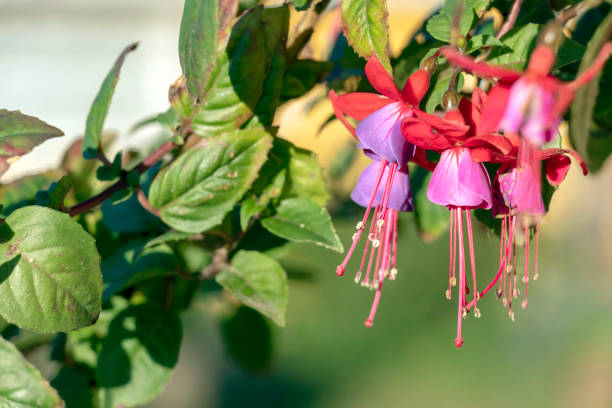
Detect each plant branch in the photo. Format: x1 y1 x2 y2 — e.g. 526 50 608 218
497 0 522 39
450 0 465 46
68 140 176 216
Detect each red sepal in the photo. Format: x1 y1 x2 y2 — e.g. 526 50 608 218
476 85 510 136
440 47 521 83
411 147 436 171
401 117 452 151
365 57 401 100
329 90 357 138
334 92 394 120
401 70 430 105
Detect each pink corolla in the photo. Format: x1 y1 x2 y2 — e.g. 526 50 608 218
401 89 512 347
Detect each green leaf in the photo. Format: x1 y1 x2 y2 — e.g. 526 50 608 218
95 304 182 408
0 173 56 216
554 37 585 69
247 5 290 127
101 239 177 301
341 0 392 73
216 250 288 326
465 34 505 53
426 1 475 42
570 12 612 164
35 175 73 210
240 168 286 231
488 23 538 70
186 7 269 137
261 197 343 252
148 128 273 233
411 166 449 241
220 306 272 373
0 110 63 176
0 336 64 408
289 0 312 11
82 43 138 159
280 139 329 206
51 367 93 408
144 230 193 249
280 59 333 100
179 0 219 100
0 206 102 333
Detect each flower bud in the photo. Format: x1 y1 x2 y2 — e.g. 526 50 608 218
443 90 459 112
420 56 438 74
538 21 563 49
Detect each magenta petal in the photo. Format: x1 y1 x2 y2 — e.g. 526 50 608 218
351 162 414 212
498 166 545 216
356 102 414 164
427 147 492 209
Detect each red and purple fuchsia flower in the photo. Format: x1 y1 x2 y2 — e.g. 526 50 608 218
330 56 436 328
330 21 612 347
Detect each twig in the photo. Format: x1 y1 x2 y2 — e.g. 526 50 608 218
497 0 522 39
200 247 229 279
450 0 465 46
68 140 176 216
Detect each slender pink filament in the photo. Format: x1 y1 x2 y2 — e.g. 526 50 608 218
534 224 539 280
455 208 466 348
336 159 388 276
466 210 478 310
359 204 381 284
391 210 398 272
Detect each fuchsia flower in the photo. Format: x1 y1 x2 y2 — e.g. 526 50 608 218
440 41 612 145
484 135 589 318
401 88 512 347
331 56 435 328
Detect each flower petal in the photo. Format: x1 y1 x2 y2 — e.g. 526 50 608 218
413 110 470 139
351 162 414 212
440 47 521 83
401 69 430 105
365 57 401 100
401 118 453 151
427 147 492 209
540 148 588 185
334 92 395 120
477 85 510 136
465 134 513 155
357 102 414 164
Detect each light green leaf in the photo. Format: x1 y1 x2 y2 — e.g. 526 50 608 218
341 0 392 73
571 12 612 166
425 69 464 113
148 128 273 233
554 37 585 69
0 206 102 333
82 43 138 159
95 305 182 408
426 1 475 42
240 168 286 231
0 336 64 408
488 23 538 70
216 250 288 326
188 7 268 136
280 139 329 206
466 34 505 53
0 110 63 176
261 197 343 252
179 0 219 100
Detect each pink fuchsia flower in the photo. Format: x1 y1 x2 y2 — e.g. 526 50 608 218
401 90 512 348
481 139 588 319
329 56 436 168
440 41 612 145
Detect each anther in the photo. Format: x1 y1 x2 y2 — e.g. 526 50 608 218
336 265 345 276
508 310 516 321
533 273 539 280
354 271 362 284
513 288 520 298
474 308 481 318
445 289 451 300
376 219 384 228
372 239 380 248
522 276 529 284
450 277 457 287
364 318 374 328
360 280 369 288
389 268 398 280
521 299 528 309
496 288 502 298
351 233 358 241
356 221 364 230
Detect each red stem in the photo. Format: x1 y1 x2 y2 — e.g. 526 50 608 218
68 140 176 217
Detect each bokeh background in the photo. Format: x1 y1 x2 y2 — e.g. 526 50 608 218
1 0 611 407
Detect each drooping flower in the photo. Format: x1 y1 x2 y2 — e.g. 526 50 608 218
480 136 589 319
440 35 612 145
331 56 436 328
401 89 512 347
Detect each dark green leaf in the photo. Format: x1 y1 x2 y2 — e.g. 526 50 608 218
0 206 102 333
82 43 138 159
0 173 56 216
35 176 73 210
95 304 182 407
220 306 272 373
570 12 612 165
247 6 290 127
51 366 93 408
289 0 312 11
261 197 343 252
179 0 219 100
240 168 286 231
216 250 288 326
148 128 273 233
0 110 63 176
341 0 392 73
0 336 64 408
554 37 586 69
280 139 329 206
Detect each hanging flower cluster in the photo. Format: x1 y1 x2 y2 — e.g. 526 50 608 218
330 23 612 348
